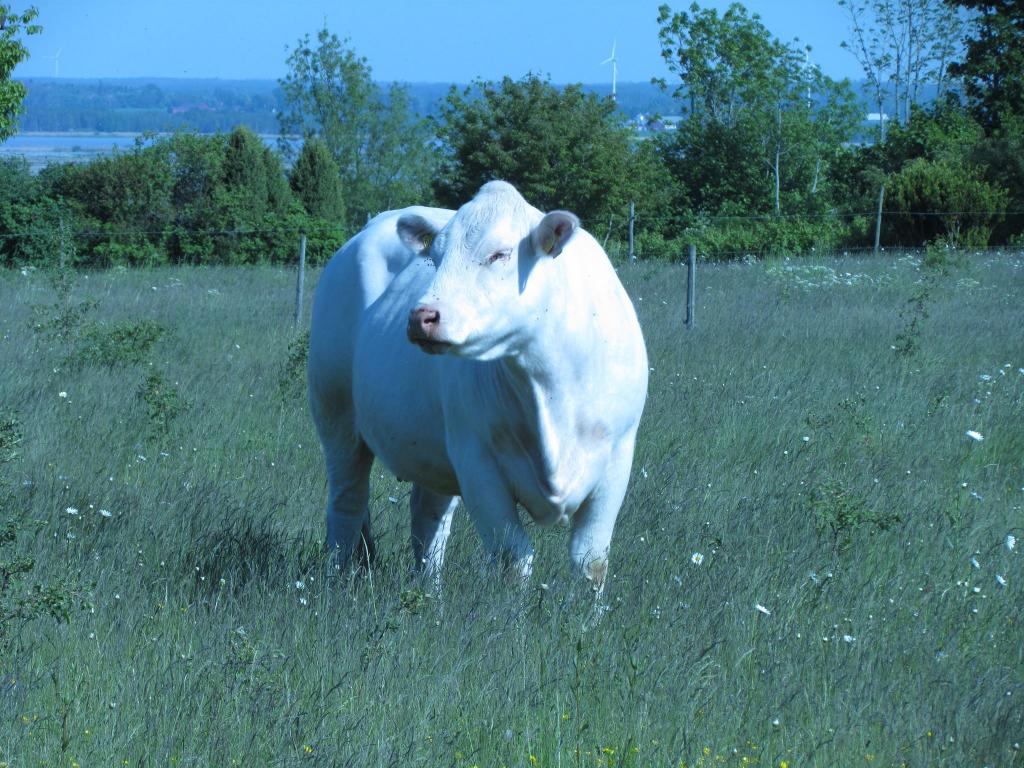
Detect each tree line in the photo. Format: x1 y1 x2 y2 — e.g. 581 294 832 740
13 79 680 135
2 0 1023 267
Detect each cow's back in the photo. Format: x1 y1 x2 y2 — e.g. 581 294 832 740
308 207 452 415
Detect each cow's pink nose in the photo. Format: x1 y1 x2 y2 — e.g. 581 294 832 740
407 306 441 342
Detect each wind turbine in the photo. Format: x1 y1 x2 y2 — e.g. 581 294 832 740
601 40 618 102
42 48 62 78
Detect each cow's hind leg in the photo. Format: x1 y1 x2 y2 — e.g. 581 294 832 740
410 486 458 585
322 434 376 574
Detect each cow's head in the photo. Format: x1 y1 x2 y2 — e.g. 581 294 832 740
399 181 579 360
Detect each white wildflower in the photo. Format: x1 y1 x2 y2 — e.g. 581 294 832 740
842 634 856 643
65 506 79 516
690 552 704 566
295 580 306 590
970 557 980 569
755 603 771 616
1007 534 1017 551
965 430 984 442
995 574 1007 587
58 391 67 398
979 374 992 382
99 509 112 518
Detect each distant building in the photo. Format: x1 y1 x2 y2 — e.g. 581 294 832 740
631 113 682 134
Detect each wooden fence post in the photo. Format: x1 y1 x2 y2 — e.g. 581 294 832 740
685 244 696 329
874 185 885 257
628 201 635 264
294 234 307 326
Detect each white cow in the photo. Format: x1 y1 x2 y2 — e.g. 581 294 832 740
308 181 647 592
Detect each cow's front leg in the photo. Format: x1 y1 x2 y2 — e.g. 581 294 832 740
569 439 636 596
455 452 533 582
410 485 458 586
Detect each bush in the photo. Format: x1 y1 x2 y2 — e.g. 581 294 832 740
14 130 316 267
678 215 851 260
138 371 188 437
0 414 89 640
886 158 1009 247
73 319 168 368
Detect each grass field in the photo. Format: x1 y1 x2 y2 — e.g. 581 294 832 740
0 251 1021 767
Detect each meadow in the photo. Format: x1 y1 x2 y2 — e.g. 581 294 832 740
0 250 1021 767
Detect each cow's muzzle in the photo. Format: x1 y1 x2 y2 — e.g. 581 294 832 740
407 306 451 354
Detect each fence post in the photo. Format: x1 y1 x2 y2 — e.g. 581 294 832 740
685 244 696 329
873 185 885 257
294 234 307 326
628 201 635 264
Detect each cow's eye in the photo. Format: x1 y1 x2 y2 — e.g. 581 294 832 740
487 249 511 265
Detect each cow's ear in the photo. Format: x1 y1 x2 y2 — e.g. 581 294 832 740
532 210 579 257
397 214 439 255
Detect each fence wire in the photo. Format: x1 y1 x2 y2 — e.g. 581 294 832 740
2 208 1023 265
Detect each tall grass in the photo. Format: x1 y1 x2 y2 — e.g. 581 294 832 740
0 252 1021 767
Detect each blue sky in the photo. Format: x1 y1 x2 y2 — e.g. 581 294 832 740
14 0 863 83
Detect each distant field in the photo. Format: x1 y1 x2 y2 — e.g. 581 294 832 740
0 132 291 173
0 253 1021 766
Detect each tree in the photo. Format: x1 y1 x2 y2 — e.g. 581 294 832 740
222 126 272 222
837 0 964 139
655 2 782 126
948 1 1024 130
214 126 296 264
434 73 675 237
971 113 1024 240
278 28 436 228
656 3 858 216
289 138 345 222
42 140 176 266
0 155 72 267
0 3 40 142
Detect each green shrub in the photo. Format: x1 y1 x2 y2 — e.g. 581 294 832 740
278 328 310 400
0 415 89 640
886 158 1009 247
138 371 188 436
809 479 901 553
679 215 851 260
73 319 168 367
28 241 97 344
